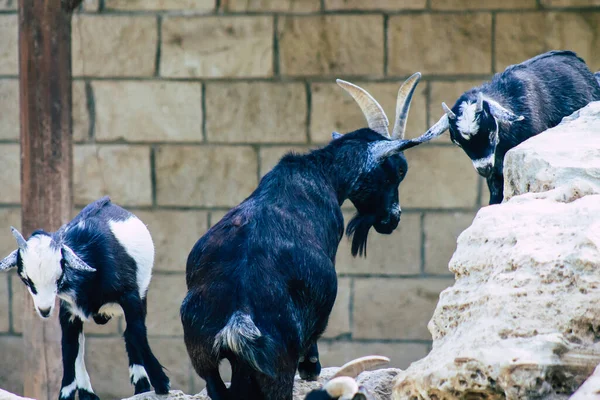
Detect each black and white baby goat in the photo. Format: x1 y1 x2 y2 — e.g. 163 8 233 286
305 356 390 400
0 197 169 400
181 73 433 400
423 50 600 204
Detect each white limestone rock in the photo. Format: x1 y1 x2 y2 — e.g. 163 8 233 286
393 102 600 400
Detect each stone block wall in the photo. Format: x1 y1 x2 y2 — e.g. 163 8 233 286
0 0 599 397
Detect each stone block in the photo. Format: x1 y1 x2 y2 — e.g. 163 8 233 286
155 146 258 207
0 208 20 258
318 341 429 370
206 83 306 143
322 277 351 339
147 337 193 393
93 81 203 142
388 13 492 75
220 0 319 12
72 16 157 77
161 16 272 78
0 15 17 75
73 81 90 143
259 146 311 177
336 213 421 276
0 336 23 395
74 145 152 207
401 146 480 209
85 337 131 399
310 81 427 143
423 211 476 275
495 12 600 72
431 0 536 9
352 278 453 340
0 145 20 204
0 80 18 140
146 274 187 336
278 15 384 77
0 276 8 332
135 211 209 272
106 0 214 11
0 0 16 9
325 0 425 9
10 274 120 335
540 0 600 6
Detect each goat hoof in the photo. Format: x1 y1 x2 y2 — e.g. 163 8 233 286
78 390 100 400
134 377 152 395
93 314 111 325
152 378 170 395
299 359 321 381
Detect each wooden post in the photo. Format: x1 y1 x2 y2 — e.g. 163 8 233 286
18 1 83 399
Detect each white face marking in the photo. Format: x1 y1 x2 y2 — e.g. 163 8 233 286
456 101 480 140
472 154 495 172
75 333 93 392
129 364 149 384
109 217 154 299
20 235 62 316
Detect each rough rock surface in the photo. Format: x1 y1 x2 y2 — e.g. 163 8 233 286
122 367 400 400
0 389 34 400
393 102 600 400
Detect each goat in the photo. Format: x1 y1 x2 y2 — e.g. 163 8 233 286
0 197 169 400
180 73 434 400
595 71 600 86
422 50 600 204
305 356 390 400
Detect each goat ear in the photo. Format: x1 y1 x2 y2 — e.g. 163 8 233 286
61 245 96 272
487 99 524 123
331 131 343 140
0 249 18 271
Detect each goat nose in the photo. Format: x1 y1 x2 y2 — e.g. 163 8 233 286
476 164 493 177
38 307 51 318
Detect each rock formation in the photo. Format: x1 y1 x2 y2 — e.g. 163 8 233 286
393 102 600 399
0 389 35 400
121 366 399 400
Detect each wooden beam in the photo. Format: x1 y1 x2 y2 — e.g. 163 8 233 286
18 1 76 399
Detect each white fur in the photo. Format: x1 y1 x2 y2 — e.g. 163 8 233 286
472 154 495 171
456 101 479 140
97 302 124 317
60 380 77 398
58 292 89 322
75 333 93 392
20 235 62 315
109 217 154 299
129 364 149 384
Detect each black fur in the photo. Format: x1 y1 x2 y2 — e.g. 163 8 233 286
18 197 170 399
181 129 408 400
448 51 600 204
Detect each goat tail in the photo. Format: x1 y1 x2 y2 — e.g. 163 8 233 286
213 311 277 378
595 71 600 86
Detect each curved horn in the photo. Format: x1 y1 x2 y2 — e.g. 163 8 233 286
336 79 389 137
11 227 27 251
391 72 422 140
331 355 390 379
62 245 96 272
442 102 456 120
476 92 484 113
487 99 524 123
323 377 359 399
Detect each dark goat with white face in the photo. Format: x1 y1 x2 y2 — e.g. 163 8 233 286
0 197 169 400
423 50 600 204
181 73 432 400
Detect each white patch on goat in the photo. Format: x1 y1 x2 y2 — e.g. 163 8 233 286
60 380 77 398
472 154 495 171
59 292 90 322
20 235 62 315
109 217 154 299
129 364 149 384
75 333 94 393
456 101 479 140
214 312 264 372
97 302 124 318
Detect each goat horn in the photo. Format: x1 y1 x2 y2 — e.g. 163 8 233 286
487 98 525 123
442 102 456 120
331 355 390 379
476 92 484 113
323 377 359 399
62 245 96 272
11 227 27 251
336 79 389 137
412 113 451 145
391 72 421 140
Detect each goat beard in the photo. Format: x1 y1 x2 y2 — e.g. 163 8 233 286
346 213 376 258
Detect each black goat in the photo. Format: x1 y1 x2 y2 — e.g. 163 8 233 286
0 197 169 399
423 50 600 204
595 71 600 86
181 73 432 400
